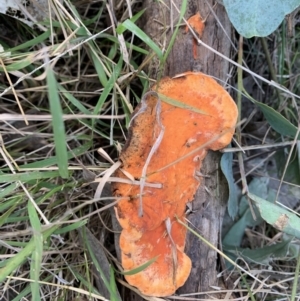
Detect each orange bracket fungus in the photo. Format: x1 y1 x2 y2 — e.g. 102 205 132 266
185 12 205 59
112 72 238 296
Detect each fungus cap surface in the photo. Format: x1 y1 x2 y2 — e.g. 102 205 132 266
112 72 238 296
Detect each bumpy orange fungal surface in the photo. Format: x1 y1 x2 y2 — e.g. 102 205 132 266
185 12 205 37
185 12 205 59
120 218 190 296
112 72 238 296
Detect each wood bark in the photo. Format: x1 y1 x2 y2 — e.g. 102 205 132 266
142 0 232 296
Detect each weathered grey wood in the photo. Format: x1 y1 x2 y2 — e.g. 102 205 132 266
142 0 232 296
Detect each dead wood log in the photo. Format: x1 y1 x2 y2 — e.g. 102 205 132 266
142 0 232 296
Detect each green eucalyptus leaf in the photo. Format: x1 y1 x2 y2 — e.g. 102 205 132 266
221 150 238 219
224 0 300 38
249 192 300 239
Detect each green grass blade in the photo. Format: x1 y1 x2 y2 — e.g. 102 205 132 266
28 200 43 301
91 51 108 87
82 227 120 300
109 266 119 301
163 0 187 62
0 225 59 282
0 59 33 72
0 200 20 227
0 197 21 214
54 220 88 235
58 84 91 115
158 93 209 114
0 171 61 183
93 56 123 115
11 284 32 301
101 33 149 54
46 67 69 178
118 19 163 60
71 270 101 295
0 183 18 198
11 275 53 301
35 183 74 206
19 142 91 169
121 256 158 275
8 30 51 52
116 8 146 34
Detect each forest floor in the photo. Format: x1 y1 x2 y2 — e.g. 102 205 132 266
0 1 300 300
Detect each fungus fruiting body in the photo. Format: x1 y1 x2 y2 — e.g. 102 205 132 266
185 12 205 59
112 72 238 296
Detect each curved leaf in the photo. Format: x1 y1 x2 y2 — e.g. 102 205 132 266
224 0 300 38
255 101 299 138
220 150 238 219
117 19 163 60
249 192 300 239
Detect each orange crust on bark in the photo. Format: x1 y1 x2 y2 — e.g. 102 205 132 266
185 12 205 59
